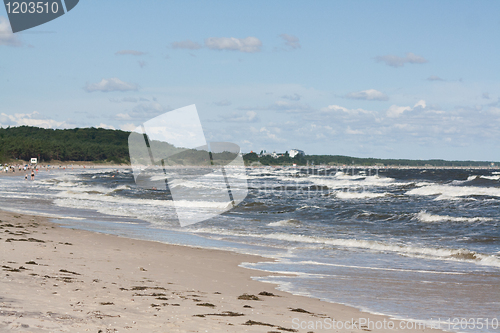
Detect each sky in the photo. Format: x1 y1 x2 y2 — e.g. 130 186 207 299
1 0 500 161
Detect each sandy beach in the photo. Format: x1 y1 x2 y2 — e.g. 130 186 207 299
0 207 449 333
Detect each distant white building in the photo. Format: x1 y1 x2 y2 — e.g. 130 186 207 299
289 149 305 158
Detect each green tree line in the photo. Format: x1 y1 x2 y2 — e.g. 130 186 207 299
0 126 130 163
0 126 239 166
243 152 496 167
0 126 495 167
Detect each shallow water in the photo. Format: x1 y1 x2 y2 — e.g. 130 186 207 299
1 166 499 332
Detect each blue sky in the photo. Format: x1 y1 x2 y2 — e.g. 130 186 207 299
1 0 500 160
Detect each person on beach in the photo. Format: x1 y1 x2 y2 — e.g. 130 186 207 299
25 174 28 180
31 170 35 180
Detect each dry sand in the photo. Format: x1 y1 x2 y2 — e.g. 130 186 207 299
0 210 447 333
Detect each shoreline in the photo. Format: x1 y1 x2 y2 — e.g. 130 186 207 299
1 161 497 170
0 209 446 332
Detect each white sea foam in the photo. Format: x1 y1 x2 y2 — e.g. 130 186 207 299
268 219 302 227
334 191 388 199
187 228 500 268
0 191 35 199
296 205 322 211
456 175 500 182
149 174 175 181
414 181 433 187
42 176 81 187
480 175 500 180
308 174 409 190
281 261 467 275
55 190 232 209
415 210 493 223
168 179 215 189
0 206 87 220
405 184 500 200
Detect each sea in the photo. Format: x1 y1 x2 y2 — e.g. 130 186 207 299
1 166 499 332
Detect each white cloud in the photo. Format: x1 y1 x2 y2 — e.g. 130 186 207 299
321 104 349 113
345 89 389 101
121 123 138 131
414 100 426 109
205 37 262 53
115 50 146 56
0 16 22 47
386 100 426 118
84 78 138 93
375 52 428 68
282 93 301 101
393 123 408 129
386 105 411 118
427 75 444 81
321 104 373 115
115 113 131 120
488 107 500 116
171 40 202 50
345 126 364 135
96 123 115 130
0 111 68 128
225 111 259 122
258 126 283 141
279 34 300 49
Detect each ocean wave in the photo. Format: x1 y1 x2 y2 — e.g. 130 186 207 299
334 191 388 199
480 175 500 181
42 177 80 187
187 228 500 268
50 183 129 195
168 179 215 189
285 261 467 275
405 184 500 200
415 211 493 223
296 205 322 211
268 219 302 227
55 190 232 209
53 195 231 227
307 175 409 190
0 206 87 220
53 197 173 225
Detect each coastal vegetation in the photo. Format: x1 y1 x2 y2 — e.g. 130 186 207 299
243 152 496 167
0 126 495 167
0 126 130 164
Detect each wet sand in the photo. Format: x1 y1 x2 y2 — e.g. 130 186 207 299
0 212 447 332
